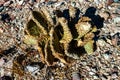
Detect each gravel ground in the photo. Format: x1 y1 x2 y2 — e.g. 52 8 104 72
0 0 120 80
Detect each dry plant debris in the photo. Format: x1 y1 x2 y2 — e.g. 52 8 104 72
24 6 98 66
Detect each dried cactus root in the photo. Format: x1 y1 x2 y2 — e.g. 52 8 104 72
13 61 25 76
12 54 27 76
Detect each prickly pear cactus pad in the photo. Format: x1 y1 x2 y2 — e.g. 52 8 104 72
24 7 98 66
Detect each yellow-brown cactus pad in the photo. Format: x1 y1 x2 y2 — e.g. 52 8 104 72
75 17 92 39
84 40 94 54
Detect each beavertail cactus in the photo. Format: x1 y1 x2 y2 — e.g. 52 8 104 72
24 6 98 66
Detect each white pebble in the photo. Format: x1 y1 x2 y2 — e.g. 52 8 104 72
103 54 110 60
79 0 84 3
0 58 5 67
0 28 3 33
26 65 39 73
113 17 120 23
72 72 80 80
89 71 95 75
16 0 24 5
0 68 4 77
111 73 118 79
97 39 106 47
93 75 99 79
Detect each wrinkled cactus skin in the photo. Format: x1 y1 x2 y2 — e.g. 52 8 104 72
24 7 97 66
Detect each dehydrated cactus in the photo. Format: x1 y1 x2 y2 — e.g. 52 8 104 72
24 7 98 66
69 5 77 19
58 17 72 44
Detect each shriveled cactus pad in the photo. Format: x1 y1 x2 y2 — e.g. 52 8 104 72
24 7 97 66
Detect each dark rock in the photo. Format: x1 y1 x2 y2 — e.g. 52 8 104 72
0 75 13 80
0 5 4 12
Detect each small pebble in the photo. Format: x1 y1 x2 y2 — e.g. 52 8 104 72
93 75 99 79
113 17 120 23
72 72 81 80
89 71 95 75
4 1 11 6
105 54 111 61
115 9 120 14
107 0 114 5
40 0 46 3
1 13 10 22
97 39 106 47
113 0 120 2
0 5 4 12
111 73 118 79
0 76 12 80
26 65 39 73
111 34 119 46
16 0 24 5
0 28 4 33
78 0 84 3
97 3 103 9
99 11 110 21
88 0 94 2
94 0 100 4
0 58 5 67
